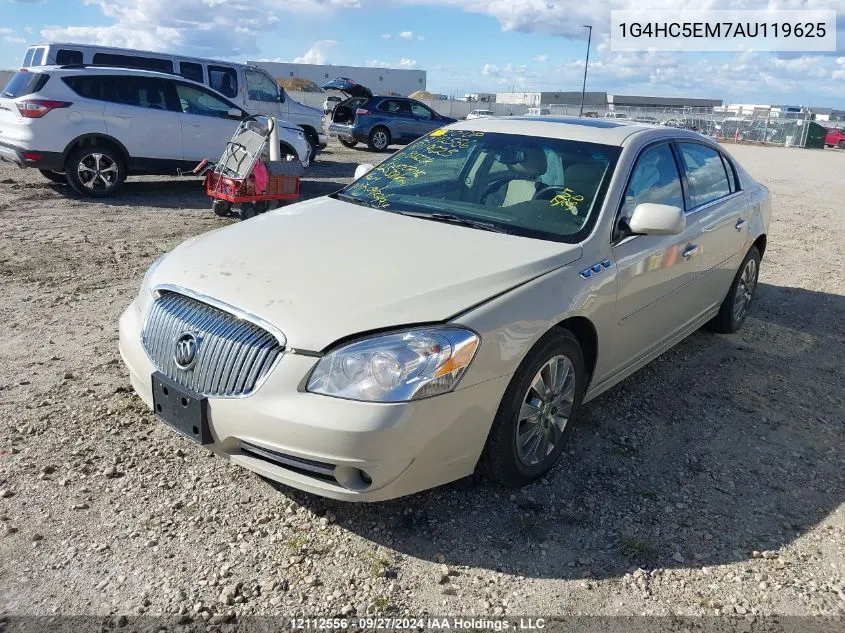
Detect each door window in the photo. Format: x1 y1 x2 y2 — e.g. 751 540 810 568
245 70 280 102
678 142 731 208
208 66 238 98
620 143 684 222
63 75 116 102
174 82 236 119
179 62 204 84
410 102 434 119
56 49 83 65
92 53 173 73
112 76 173 110
378 99 411 114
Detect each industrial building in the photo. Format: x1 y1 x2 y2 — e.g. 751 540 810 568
495 91 722 109
249 61 426 96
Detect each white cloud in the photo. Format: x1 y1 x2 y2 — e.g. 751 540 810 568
3 35 26 43
292 40 337 65
398 58 417 68
399 31 414 39
381 33 391 38
534 54 549 63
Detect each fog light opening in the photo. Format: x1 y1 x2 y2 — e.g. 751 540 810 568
334 466 373 491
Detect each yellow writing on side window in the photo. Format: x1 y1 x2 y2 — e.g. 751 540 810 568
550 188 585 215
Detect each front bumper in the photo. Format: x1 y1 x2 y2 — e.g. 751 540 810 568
119 300 509 502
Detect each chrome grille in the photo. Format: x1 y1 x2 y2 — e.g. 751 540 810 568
141 291 284 397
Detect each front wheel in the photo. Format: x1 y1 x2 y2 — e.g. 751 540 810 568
710 246 761 333
65 145 125 197
838 141 845 150
39 169 67 184
303 128 319 163
368 127 391 152
479 329 587 488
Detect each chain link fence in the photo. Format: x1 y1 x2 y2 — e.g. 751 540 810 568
293 90 834 149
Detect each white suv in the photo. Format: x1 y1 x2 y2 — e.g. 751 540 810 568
0 66 310 197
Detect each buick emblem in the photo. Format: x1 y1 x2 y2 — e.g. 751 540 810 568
173 332 199 371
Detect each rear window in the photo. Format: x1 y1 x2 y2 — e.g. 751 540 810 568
22 48 35 67
56 49 83 65
30 47 46 66
92 53 173 73
62 75 115 102
1 71 50 98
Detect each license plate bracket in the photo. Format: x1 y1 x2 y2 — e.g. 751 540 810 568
151 372 212 444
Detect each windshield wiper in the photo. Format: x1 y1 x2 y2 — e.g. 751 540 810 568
396 210 510 234
333 192 381 209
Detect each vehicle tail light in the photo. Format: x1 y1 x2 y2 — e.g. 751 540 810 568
355 108 371 116
16 100 72 118
23 152 43 161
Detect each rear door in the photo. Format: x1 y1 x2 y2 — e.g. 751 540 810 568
376 98 414 141
611 142 709 370
104 75 182 162
172 80 242 162
676 141 751 308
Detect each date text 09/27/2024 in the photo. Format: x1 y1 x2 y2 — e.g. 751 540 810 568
289 617 548 630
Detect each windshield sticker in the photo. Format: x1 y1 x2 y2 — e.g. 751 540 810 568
550 189 585 215
430 129 447 137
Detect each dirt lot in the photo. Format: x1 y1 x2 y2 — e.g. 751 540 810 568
0 141 843 625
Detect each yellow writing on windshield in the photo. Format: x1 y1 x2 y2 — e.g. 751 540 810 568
550 188 585 215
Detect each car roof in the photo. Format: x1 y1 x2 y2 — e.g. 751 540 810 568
28 64 214 86
446 116 704 147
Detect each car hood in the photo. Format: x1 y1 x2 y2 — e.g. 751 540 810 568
151 197 582 350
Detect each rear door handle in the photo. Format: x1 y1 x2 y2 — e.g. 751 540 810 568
735 218 746 230
682 244 699 259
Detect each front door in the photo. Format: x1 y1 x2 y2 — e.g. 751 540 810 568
244 69 284 119
104 75 182 162
408 101 442 138
173 81 241 163
611 142 710 371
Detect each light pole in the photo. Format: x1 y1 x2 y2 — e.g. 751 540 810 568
579 25 592 117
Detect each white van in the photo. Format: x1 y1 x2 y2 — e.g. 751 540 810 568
20 43 327 157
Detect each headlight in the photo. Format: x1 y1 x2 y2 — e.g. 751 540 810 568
307 327 480 402
139 254 165 298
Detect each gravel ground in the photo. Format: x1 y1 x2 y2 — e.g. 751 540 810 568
0 141 843 625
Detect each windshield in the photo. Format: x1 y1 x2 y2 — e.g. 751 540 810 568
340 129 620 242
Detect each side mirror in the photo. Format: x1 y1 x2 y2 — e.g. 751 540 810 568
227 108 243 119
628 203 685 236
354 163 375 180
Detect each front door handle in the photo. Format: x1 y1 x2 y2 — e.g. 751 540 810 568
682 244 699 259
735 218 747 231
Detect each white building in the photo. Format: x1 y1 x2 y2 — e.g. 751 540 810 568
249 61 426 96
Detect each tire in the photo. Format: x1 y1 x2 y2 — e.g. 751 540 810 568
39 169 67 184
65 145 125 197
479 329 587 488
240 203 257 221
838 141 845 150
212 200 231 217
339 137 358 149
254 200 271 214
710 246 761 334
367 127 391 152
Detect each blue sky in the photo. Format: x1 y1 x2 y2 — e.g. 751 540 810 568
1 0 844 107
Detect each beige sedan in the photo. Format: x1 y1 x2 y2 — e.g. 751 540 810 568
119 117 770 501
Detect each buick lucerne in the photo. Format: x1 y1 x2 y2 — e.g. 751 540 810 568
119 117 770 501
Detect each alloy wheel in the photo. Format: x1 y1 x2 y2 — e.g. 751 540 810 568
733 257 757 321
77 153 119 192
515 355 576 467
372 130 388 150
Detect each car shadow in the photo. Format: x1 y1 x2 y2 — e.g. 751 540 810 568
264 282 845 580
